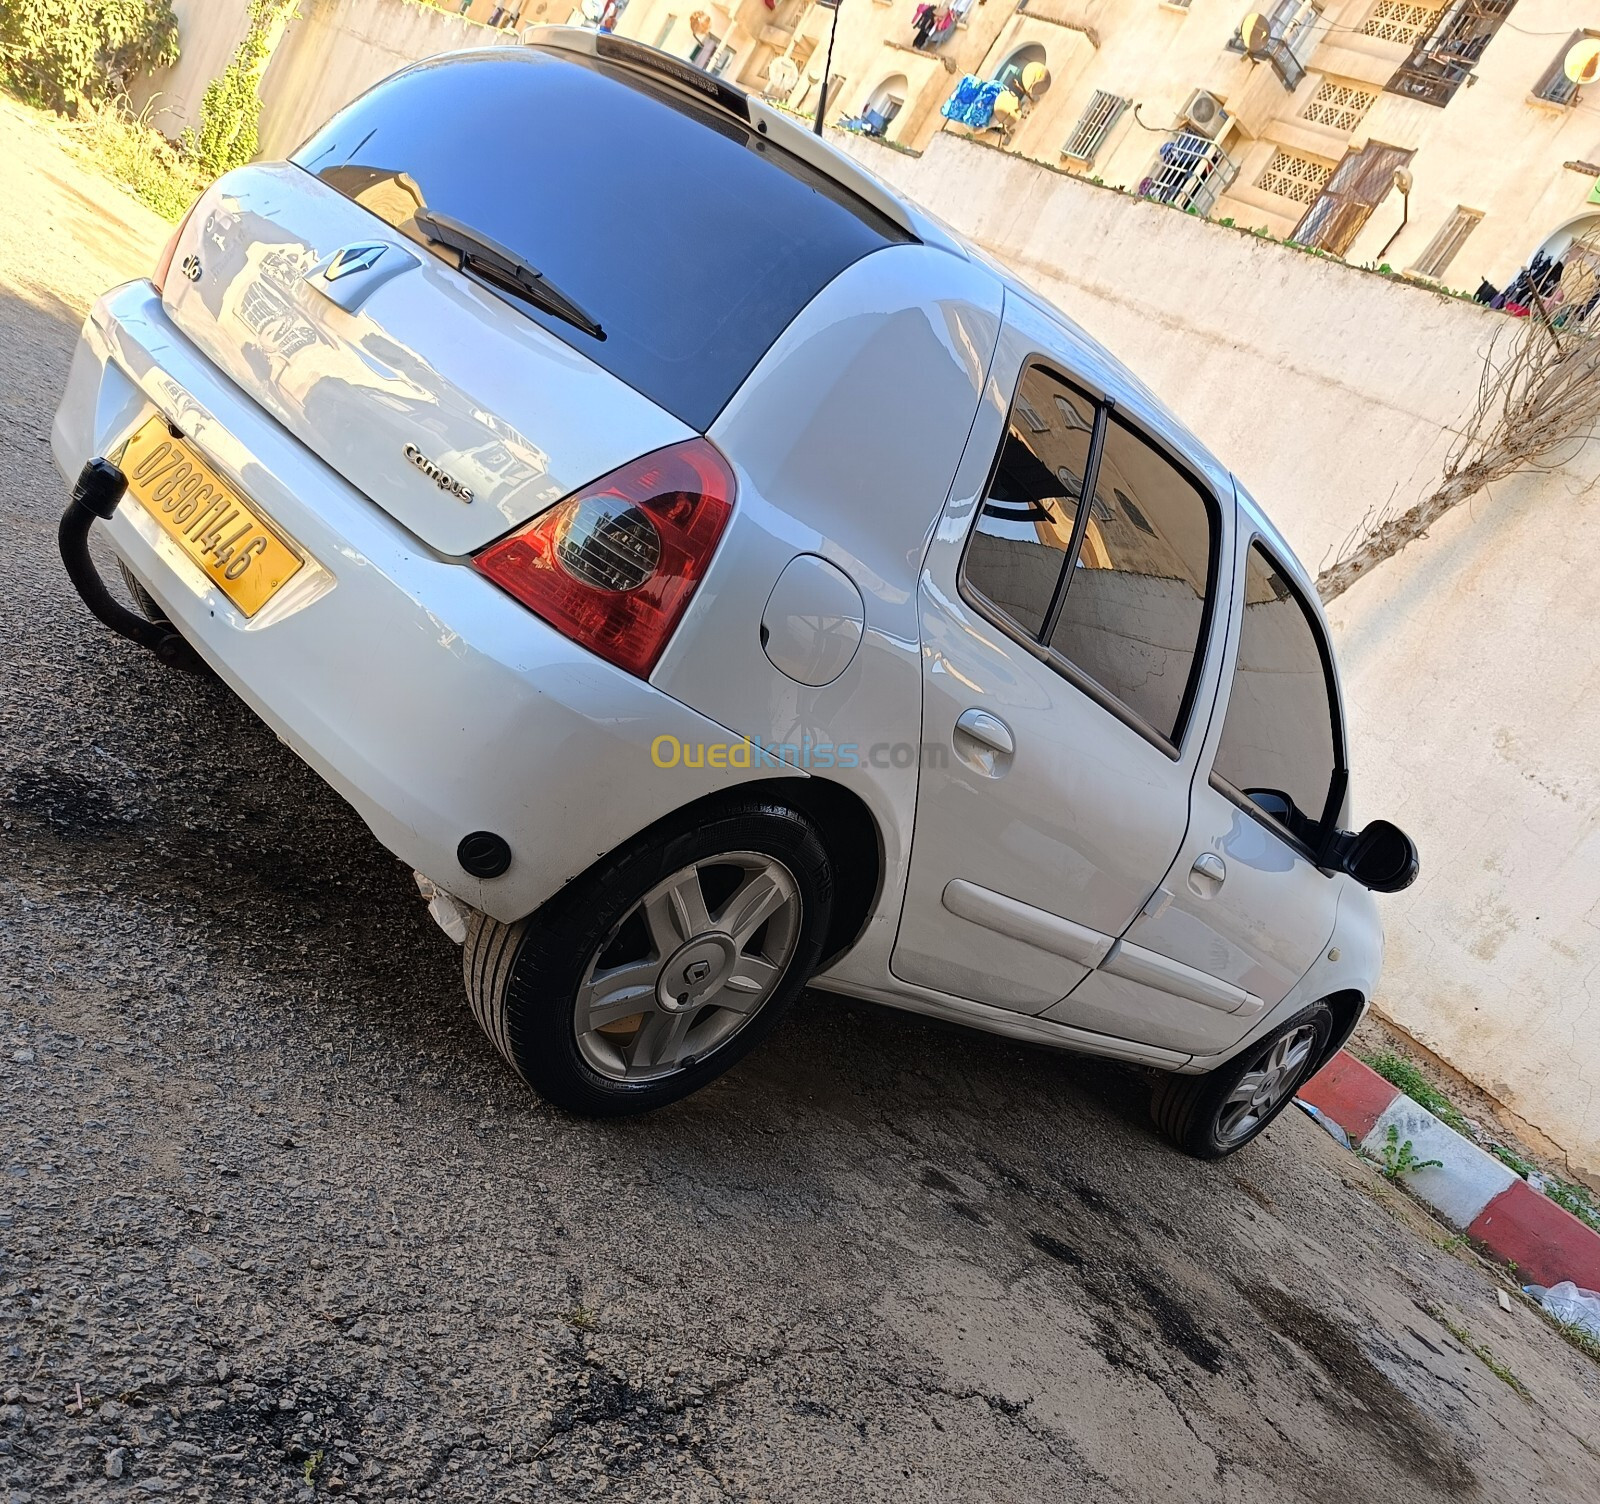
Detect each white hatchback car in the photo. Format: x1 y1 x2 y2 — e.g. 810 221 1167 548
52 29 1416 1156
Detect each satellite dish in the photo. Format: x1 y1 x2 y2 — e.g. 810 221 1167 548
1020 61 1051 100
766 55 799 96
1240 12 1271 59
1565 37 1600 86
992 89 1023 121
689 9 712 40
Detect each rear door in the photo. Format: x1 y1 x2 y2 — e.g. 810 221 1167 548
159 45 912 554
891 306 1233 1014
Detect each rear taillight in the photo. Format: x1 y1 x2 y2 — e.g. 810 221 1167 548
151 194 203 295
473 438 735 678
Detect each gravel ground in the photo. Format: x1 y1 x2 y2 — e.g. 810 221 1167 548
2 94 1599 1503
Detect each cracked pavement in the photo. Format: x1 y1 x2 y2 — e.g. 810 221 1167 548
2 94 1599 1501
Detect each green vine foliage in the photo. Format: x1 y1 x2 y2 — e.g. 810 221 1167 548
187 0 294 179
0 0 179 113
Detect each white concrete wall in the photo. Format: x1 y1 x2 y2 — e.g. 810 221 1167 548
842 130 1600 1180
131 0 508 157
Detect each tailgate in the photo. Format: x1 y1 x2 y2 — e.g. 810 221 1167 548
160 163 690 557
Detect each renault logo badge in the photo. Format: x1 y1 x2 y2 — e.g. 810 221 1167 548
324 243 387 282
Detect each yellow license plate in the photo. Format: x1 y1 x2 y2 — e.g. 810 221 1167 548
120 417 305 618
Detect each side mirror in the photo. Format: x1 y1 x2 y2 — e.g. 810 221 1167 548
1338 819 1419 893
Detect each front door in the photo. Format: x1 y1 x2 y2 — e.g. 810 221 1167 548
891 311 1232 1014
1044 527 1346 1053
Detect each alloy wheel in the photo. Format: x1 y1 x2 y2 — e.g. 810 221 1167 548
1215 1023 1320 1148
573 851 803 1083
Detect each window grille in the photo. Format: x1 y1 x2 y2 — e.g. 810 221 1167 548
1257 148 1333 205
1412 207 1482 277
1061 91 1130 164
1386 0 1516 108
1359 1 1440 48
1143 133 1239 215
1532 31 1599 106
1300 80 1377 130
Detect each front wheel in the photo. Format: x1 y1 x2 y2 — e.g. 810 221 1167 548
462 800 834 1115
1150 1002 1333 1159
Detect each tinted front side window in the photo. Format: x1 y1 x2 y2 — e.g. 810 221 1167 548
1046 415 1215 742
1213 543 1340 833
962 368 1096 636
293 49 911 429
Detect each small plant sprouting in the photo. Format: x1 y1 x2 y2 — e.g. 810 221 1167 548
303 1449 324 1486
1379 1124 1443 1181
1430 1307 1529 1397
567 1305 597 1332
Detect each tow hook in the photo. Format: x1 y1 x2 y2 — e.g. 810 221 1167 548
58 458 206 674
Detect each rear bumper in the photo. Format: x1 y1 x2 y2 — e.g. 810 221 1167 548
51 282 774 922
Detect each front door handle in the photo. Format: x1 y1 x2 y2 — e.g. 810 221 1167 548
953 708 1014 778
1189 852 1226 897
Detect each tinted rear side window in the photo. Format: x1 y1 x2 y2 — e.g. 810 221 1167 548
293 48 912 429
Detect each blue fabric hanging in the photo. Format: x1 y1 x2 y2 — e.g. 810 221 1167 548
941 76 1003 130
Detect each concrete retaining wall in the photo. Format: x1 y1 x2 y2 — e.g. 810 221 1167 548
130 0 506 157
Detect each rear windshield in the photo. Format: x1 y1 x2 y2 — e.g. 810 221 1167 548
292 47 913 430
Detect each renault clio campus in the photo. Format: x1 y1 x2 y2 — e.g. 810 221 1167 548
51 28 1417 1156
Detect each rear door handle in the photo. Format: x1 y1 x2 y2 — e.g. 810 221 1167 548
952 709 1015 779
955 709 1014 754
1189 852 1226 896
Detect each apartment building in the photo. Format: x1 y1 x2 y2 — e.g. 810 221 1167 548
599 0 1600 294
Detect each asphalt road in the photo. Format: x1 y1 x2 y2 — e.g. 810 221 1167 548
2 95 1598 1503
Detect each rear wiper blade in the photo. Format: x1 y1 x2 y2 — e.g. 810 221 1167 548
413 208 605 342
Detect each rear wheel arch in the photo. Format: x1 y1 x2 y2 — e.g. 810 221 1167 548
600 776 881 969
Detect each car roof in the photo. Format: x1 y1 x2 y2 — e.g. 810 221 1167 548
523 29 1321 600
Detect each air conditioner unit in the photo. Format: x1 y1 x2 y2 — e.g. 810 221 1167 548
1181 89 1229 138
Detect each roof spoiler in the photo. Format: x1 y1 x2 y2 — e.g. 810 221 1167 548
520 25 926 244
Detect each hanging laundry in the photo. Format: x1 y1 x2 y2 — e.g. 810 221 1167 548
941 75 1004 130
912 3 937 48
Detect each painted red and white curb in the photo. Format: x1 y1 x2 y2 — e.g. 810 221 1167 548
1296 1051 1600 1290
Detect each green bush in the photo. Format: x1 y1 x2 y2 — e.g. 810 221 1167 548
187 0 294 178
0 0 178 112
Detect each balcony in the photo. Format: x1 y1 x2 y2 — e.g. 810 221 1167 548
1141 133 1239 216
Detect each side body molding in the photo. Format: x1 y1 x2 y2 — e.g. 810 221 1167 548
1099 939 1265 1017
940 880 1264 1018
941 881 1113 969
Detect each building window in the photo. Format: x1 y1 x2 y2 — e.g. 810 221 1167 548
1299 79 1378 131
1386 0 1517 109
1061 91 1130 165
1359 0 1442 48
1291 140 1413 254
1412 206 1482 277
1141 134 1239 215
1532 31 1600 106
1257 148 1334 206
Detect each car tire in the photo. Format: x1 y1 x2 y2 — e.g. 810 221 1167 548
1150 1001 1334 1159
462 799 834 1115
